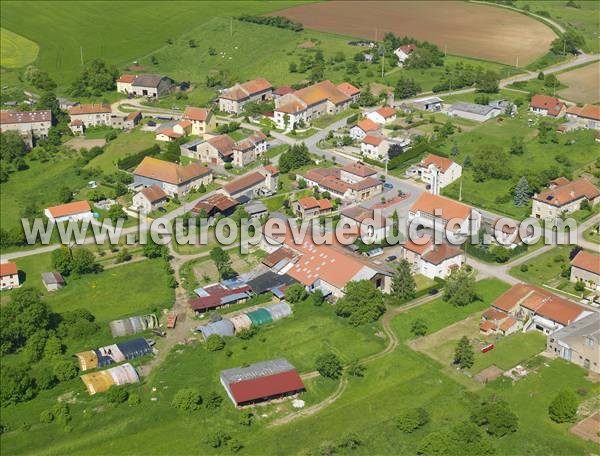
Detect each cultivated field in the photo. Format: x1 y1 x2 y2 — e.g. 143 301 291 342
0 27 38 68
558 61 600 103
0 1 304 83
271 0 557 66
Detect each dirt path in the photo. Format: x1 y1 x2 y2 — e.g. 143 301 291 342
270 293 439 426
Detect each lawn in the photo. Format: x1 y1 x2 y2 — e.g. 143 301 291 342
0 27 38 68
439 114 599 219
2 274 596 455
86 128 156 173
0 152 89 232
583 222 600 244
509 245 584 298
470 331 546 373
0 1 304 88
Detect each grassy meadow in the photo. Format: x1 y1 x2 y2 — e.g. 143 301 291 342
439 112 599 219
1 277 596 455
0 27 38 68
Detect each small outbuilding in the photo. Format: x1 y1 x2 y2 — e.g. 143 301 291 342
109 314 158 338
230 314 253 333
198 319 235 340
80 363 139 395
246 308 273 326
41 272 65 292
264 302 292 321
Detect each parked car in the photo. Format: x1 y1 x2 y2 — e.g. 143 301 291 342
385 255 397 262
158 207 167 213
428 288 439 296
384 182 393 189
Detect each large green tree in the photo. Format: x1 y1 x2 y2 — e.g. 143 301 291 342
443 267 476 307
391 259 416 302
453 336 474 369
548 390 578 423
335 280 385 326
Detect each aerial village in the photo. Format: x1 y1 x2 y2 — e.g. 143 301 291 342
0 1 599 454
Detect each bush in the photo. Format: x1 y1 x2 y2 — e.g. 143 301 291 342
397 407 429 433
548 390 578 423
284 283 308 303
172 388 203 411
53 361 79 382
39 410 55 423
128 392 141 406
205 334 225 351
315 352 343 380
204 430 231 448
520 264 529 272
204 391 223 410
106 386 129 404
52 402 71 426
410 319 428 337
36 370 58 390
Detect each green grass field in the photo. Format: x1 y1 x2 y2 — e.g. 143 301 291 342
0 27 38 68
440 113 599 219
1 276 596 455
470 331 546 373
0 152 89 232
86 129 156 173
513 0 600 53
0 1 304 85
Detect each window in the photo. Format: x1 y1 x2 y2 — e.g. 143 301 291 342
585 337 594 347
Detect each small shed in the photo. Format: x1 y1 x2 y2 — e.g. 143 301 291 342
230 314 253 333
264 302 292 321
109 314 158 337
117 338 153 360
246 308 273 326
41 272 65 292
198 319 235 339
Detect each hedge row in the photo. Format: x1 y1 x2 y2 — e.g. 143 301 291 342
117 144 161 170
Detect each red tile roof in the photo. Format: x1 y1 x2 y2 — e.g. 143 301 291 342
355 118 379 132
409 193 472 222
419 153 455 173
220 78 273 101
375 106 396 118
336 82 361 97
263 164 279 176
482 308 507 321
188 284 252 311
140 185 167 203
571 250 600 276
69 104 111 115
421 243 463 265
228 370 305 404
341 161 377 178
362 134 383 146
533 178 600 207
223 171 265 195
274 86 295 96
297 197 320 210
565 105 600 121
499 317 518 332
156 129 182 139
46 200 92 218
126 111 142 122
529 95 565 117
402 235 433 255
1 110 51 124
399 44 417 55
134 157 210 185
192 193 239 214
117 74 136 83
183 106 211 122
0 262 18 277
479 320 497 332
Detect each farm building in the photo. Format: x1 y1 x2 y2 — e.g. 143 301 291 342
0 109 51 139
44 200 93 223
264 302 292 320
198 319 235 339
188 283 252 313
0 262 20 290
80 363 139 395
246 270 297 295
219 78 273 114
109 314 159 338
412 96 443 112
220 358 305 407
448 102 501 122
529 94 566 118
192 193 239 218
570 250 600 290
41 272 65 291
133 156 212 197
68 104 112 128
221 166 279 199
75 338 153 371
547 312 599 374
246 308 273 326
230 314 253 333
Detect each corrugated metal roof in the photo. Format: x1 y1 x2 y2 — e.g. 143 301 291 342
227 370 305 405
198 319 235 339
246 308 273 326
220 358 295 385
264 302 292 320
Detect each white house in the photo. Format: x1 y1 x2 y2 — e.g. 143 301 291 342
218 78 273 114
301 162 382 202
340 206 389 243
408 193 481 237
132 185 168 214
68 104 112 128
565 104 600 130
360 135 409 161
531 177 600 220
350 118 379 140
274 80 352 130
399 235 464 279
394 44 417 65
0 262 20 290
529 94 566 118
413 153 462 195
570 250 600 291
366 106 397 125
44 200 93 223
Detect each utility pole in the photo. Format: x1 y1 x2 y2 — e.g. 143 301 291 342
444 44 447 57
80 46 84 65
381 46 385 78
516 55 519 68
459 177 463 201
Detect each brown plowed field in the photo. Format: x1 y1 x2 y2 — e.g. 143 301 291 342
558 61 600 103
270 1 556 66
